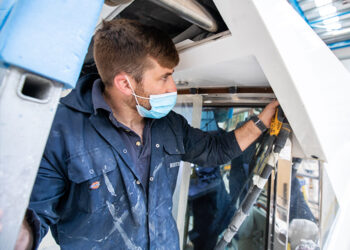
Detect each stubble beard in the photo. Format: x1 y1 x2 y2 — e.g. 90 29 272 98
134 82 151 110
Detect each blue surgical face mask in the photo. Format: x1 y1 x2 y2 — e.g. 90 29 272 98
126 76 177 119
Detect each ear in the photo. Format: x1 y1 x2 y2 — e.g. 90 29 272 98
113 73 134 96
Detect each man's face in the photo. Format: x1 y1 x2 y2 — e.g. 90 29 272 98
134 58 177 110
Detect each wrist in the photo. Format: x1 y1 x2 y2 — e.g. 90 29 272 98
250 115 267 133
15 218 33 250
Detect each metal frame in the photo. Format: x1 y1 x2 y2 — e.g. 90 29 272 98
266 139 293 250
0 1 104 248
0 67 62 249
172 94 203 250
173 93 284 250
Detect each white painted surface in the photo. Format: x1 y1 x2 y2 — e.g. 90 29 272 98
174 46 268 87
216 0 350 249
213 0 350 205
173 0 350 248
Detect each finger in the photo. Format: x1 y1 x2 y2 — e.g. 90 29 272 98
267 101 279 109
265 100 277 109
271 100 279 106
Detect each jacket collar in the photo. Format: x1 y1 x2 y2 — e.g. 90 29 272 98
60 73 100 114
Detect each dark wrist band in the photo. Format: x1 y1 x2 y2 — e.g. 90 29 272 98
249 115 267 133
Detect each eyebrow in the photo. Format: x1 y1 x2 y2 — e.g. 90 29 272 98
161 70 174 78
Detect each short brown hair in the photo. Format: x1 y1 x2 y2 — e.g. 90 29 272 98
93 19 179 86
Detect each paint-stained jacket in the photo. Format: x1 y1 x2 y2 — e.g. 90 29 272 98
29 74 243 250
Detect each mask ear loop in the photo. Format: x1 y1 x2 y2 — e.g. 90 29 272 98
125 75 150 108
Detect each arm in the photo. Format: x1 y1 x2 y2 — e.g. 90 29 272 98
0 207 34 250
15 152 67 250
15 217 34 250
177 101 279 166
0 210 34 250
235 100 279 151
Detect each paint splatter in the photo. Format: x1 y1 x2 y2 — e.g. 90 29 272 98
103 167 117 196
152 159 164 177
105 201 142 250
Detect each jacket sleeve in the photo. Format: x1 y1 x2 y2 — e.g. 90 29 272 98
28 148 68 248
168 112 244 166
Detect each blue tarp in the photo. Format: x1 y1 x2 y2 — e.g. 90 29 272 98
0 0 104 88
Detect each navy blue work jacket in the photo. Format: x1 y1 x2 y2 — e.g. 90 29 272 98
29 74 243 250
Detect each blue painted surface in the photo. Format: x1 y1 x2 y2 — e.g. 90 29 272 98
0 0 104 88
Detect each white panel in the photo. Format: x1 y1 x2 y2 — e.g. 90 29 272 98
212 0 350 211
209 0 350 248
340 58 350 72
174 35 269 87
174 53 268 88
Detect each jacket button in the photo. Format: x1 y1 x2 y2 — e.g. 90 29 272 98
123 149 127 154
89 169 95 175
136 180 141 185
149 176 154 182
155 144 160 148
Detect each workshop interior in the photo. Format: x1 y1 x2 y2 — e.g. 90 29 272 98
1 0 350 250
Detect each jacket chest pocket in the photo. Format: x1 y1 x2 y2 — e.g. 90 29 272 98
67 146 119 213
163 138 185 194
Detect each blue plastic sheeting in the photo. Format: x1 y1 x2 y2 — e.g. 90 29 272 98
201 111 218 131
0 0 16 29
309 11 350 25
200 108 234 132
0 0 104 88
328 40 350 50
288 0 350 50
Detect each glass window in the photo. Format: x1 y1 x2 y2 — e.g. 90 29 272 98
184 107 267 250
183 105 330 250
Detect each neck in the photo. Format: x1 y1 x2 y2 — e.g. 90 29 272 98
103 87 145 137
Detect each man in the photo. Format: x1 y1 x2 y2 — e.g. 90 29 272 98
16 19 278 249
